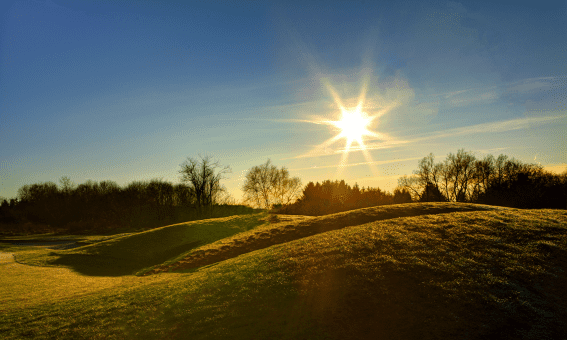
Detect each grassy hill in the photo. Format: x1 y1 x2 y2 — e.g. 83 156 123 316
11 213 272 276
1 203 566 339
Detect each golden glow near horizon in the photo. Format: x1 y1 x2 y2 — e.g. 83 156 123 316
303 79 398 178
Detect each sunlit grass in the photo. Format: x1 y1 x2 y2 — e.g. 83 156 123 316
146 202 509 274
1 204 566 339
14 213 269 276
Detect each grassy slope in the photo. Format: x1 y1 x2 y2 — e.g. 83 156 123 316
1 203 566 339
13 213 269 276
146 202 508 274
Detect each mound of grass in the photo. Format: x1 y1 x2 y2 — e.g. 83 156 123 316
146 202 508 274
2 204 566 339
14 213 268 276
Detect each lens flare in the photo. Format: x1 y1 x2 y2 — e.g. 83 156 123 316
298 79 399 178
333 108 373 144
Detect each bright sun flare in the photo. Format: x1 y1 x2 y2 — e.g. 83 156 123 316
333 108 373 143
300 79 399 178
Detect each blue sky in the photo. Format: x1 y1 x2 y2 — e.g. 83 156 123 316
1 0 566 202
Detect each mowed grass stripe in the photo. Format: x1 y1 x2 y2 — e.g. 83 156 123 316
146 202 509 274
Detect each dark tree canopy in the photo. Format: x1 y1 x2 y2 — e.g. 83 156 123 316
278 179 409 216
0 161 252 235
399 149 567 209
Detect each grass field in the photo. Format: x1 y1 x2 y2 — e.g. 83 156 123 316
1 203 566 339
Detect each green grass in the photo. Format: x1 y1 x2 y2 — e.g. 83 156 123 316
1 203 566 339
13 212 269 276
145 201 507 275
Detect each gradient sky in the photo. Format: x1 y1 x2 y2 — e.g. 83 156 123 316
1 0 566 202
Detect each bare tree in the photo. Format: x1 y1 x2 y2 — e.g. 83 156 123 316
272 167 302 206
242 159 302 209
471 155 495 201
397 175 422 201
493 154 508 187
59 176 75 195
401 149 479 202
442 149 477 202
399 153 446 202
415 153 440 188
242 159 278 209
179 155 231 207
214 188 236 205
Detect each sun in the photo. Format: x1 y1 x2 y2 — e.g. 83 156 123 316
323 102 383 176
298 79 399 177
332 108 374 144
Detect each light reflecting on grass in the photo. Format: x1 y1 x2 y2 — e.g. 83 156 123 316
1 204 566 339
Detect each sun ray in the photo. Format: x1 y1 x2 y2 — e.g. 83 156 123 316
301 134 344 158
360 145 379 176
336 138 353 178
355 80 368 112
324 80 346 111
297 77 403 176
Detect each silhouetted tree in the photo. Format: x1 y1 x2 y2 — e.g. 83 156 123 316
280 179 395 215
242 159 278 208
1 173 256 234
180 155 231 207
17 182 59 225
272 167 302 206
441 149 477 202
419 182 447 202
173 183 194 207
393 187 412 204
399 149 567 209
397 175 422 201
146 179 175 222
242 159 302 209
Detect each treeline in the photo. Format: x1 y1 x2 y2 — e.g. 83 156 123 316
3 150 564 234
0 155 256 235
399 149 567 209
0 178 254 235
275 179 412 216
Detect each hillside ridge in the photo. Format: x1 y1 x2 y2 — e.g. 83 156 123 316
145 202 509 275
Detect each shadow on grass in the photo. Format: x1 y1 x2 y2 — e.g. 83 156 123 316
149 203 509 274
50 241 202 276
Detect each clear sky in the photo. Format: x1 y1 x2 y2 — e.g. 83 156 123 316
1 0 566 202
